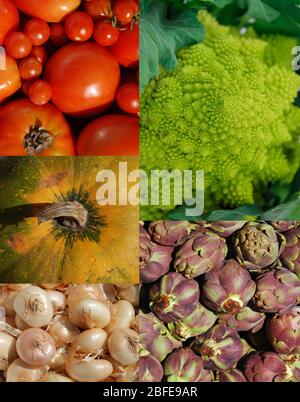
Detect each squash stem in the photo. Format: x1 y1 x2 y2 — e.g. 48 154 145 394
38 201 88 230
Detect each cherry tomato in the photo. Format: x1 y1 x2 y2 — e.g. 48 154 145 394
0 0 19 45
30 46 48 65
116 83 139 115
84 0 113 21
18 56 42 80
111 24 139 68
0 98 75 155
45 42 120 117
14 0 81 23
49 23 69 47
24 18 50 46
77 114 139 156
64 11 94 42
0 55 21 102
113 0 136 24
5 31 32 59
93 21 120 46
28 80 52 105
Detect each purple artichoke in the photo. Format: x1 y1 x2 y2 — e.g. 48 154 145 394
244 352 290 382
164 348 204 382
206 221 246 237
233 222 285 272
194 324 244 370
267 308 300 355
138 312 182 362
271 221 298 232
149 272 199 323
253 268 300 314
174 232 227 278
148 221 196 246
168 303 217 341
139 355 164 382
280 227 300 278
141 243 173 284
202 259 256 314
140 224 152 269
216 369 247 382
219 307 266 333
198 369 214 382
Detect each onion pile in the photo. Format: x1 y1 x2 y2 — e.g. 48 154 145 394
0 283 139 382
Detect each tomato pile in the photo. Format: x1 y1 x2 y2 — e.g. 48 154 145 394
0 0 139 156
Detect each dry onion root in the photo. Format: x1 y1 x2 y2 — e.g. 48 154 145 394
0 283 139 382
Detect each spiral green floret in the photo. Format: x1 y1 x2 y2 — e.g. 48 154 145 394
140 11 300 219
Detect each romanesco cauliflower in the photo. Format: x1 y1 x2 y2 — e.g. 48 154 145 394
140 12 300 219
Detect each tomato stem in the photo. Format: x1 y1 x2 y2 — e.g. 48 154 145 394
23 119 54 155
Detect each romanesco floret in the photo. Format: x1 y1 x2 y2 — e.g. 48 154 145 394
140 12 300 219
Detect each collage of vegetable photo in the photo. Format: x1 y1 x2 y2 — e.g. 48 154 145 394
0 0 300 384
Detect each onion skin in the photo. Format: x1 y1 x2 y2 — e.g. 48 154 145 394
108 328 139 365
48 315 80 347
6 358 48 382
71 328 107 354
105 300 135 334
65 358 113 382
68 299 111 329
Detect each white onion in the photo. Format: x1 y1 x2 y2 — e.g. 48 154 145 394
16 328 56 367
6 358 48 382
66 285 99 306
14 286 53 327
108 328 139 365
65 358 113 382
68 299 111 329
48 315 80 346
15 315 30 330
39 373 74 382
0 332 17 370
95 284 117 303
116 285 139 307
48 346 69 372
105 300 135 334
71 328 107 354
46 291 66 311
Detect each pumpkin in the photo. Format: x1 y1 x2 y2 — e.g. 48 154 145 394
0 156 139 284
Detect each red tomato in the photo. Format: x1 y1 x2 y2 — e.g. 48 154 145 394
18 56 42 80
84 0 113 21
24 18 50 46
0 55 21 102
45 42 120 117
111 24 139 68
28 80 52 105
113 0 136 24
0 0 19 45
77 114 139 156
49 23 69 46
116 83 139 115
30 46 48 65
0 98 75 155
5 31 32 59
93 21 120 46
14 0 81 23
64 11 94 42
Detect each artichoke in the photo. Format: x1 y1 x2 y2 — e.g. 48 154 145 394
244 352 291 382
280 227 300 278
267 307 300 355
198 369 214 382
148 221 196 246
193 324 244 370
168 303 217 341
202 259 256 313
219 307 266 333
141 243 173 284
215 369 247 382
233 222 285 271
206 221 246 237
174 232 227 278
139 354 164 382
253 268 300 314
164 348 204 382
271 221 298 232
140 224 152 269
149 272 199 323
138 311 182 362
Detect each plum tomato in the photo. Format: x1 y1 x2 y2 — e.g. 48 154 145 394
18 56 42 80
28 80 52 105
0 98 75 155
64 11 94 42
5 31 32 59
116 83 139 115
0 0 19 45
113 0 136 24
84 0 113 21
111 23 139 68
45 42 120 117
24 18 51 46
93 21 120 46
14 0 81 23
77 114 139 156
0 55 21 102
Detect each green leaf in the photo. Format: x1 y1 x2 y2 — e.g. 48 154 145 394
243 0 280 23
261 197 300 220
166 204 209 221
213 0 234 7
207 205 263 221
140 0 204 91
